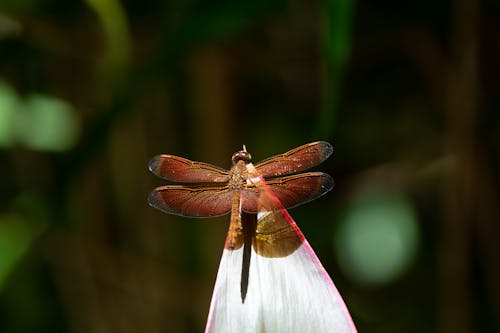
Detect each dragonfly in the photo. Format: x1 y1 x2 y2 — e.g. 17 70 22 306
148 142 357 333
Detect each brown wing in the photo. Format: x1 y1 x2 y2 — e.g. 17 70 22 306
254 141 333 177
148 184 234 217
241 172 333 213
149 155 230 183
253 210 303 258
245 165 306 258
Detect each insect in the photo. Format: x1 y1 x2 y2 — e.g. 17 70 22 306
148 142 356 333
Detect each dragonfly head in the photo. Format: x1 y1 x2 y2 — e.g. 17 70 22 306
232 145 252 165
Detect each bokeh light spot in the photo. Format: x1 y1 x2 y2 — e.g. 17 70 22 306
335 188 420 286
16 94 80 152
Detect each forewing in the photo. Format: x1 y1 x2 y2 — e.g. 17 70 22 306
148 184 233 217
254 141 333 177
149 155 230 183
241 172 333 213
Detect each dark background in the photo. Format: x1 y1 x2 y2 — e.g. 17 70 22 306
0 0 499 332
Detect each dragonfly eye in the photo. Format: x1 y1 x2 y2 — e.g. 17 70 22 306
231 150 252 164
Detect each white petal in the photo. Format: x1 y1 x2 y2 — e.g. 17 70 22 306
205 240 356 333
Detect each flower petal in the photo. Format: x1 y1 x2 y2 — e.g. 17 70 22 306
205 233 356 332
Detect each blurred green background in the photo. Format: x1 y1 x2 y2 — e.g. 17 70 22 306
0 0 499 332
